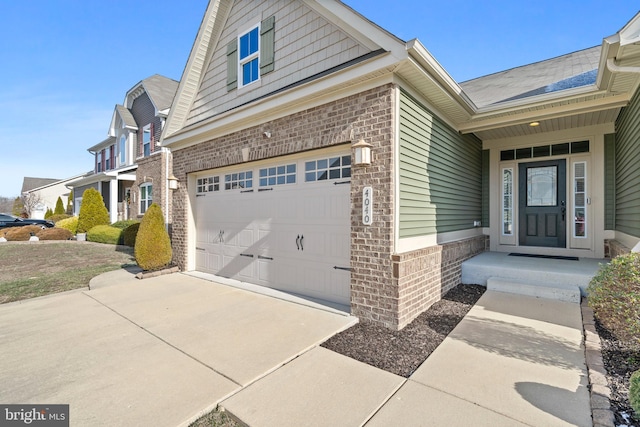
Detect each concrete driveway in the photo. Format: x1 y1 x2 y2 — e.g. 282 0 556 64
0 270 356 426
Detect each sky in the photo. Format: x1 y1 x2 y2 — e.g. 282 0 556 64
0 1 637 198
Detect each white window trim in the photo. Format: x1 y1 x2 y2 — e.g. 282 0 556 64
502 167 514 236
140 183 152 214
573 161 588 239
142 124 152 157
119 135 126 166
237 23 261 89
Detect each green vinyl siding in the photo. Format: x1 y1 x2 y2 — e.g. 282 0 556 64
482 150 490 228
614 89 640 238
604 134 615 230
399 90 482 238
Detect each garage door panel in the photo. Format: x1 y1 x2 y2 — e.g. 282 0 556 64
195 150 351 308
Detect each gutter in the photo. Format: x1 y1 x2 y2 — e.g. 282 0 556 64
606 58 640 74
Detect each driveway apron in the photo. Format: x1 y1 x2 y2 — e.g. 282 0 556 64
0 272 355 426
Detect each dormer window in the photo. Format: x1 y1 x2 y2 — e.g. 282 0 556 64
119 135 126 165
142 124 152 157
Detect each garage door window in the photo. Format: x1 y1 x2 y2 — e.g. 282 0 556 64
225 171 253 190
197 176 220 193
259 164 296 186
305 156 351 182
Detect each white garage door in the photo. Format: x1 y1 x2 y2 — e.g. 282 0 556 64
194 149 351 307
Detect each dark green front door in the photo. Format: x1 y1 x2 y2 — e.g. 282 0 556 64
518 160 566 248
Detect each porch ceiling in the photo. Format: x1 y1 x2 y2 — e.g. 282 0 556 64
471 107 622 140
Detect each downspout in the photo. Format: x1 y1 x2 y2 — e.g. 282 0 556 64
164 147 170 231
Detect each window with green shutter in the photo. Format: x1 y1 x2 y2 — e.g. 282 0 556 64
227 16 275 92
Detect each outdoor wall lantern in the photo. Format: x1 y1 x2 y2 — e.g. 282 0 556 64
353 138 372 166
168 175 179 190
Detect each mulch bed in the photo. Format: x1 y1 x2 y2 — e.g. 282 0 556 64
321 284 485 378
595 320 640 426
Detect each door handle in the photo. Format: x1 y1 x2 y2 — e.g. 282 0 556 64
295 235 304 251
561 201 566 221
296 235 300 250
300 235 304 251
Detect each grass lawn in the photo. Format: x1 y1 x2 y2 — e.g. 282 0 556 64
0 241 135 303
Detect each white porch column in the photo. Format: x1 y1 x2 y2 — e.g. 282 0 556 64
109 180 118 224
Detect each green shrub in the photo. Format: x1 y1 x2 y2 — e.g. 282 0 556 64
54 197 65 215
49 214 71 223
66 190 73 215
87 225 123 245
135 203 172 270
122 222 140 247
4 225 42 241
55 216 78 234
77 188 110 233
588 252 640 343
111 219 140 230
44 208 53 219
37 228 73 241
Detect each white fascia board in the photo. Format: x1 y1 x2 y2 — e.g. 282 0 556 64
459 92 630 133
162 0 226 141
87 136 117 153
619 12 640 46
405 39 477 114
473 85 602 117
164 53 399 149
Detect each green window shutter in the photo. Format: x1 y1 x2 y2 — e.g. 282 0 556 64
227 39 238 91
260 16 275 75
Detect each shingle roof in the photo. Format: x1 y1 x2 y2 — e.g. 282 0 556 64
142 74 179 111
21 177 60 193
116 105 137 129
460 46 601 108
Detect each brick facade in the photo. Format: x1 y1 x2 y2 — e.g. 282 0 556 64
392 235 487 329
134 150 172 223
604 239 632 258
171 83 487 330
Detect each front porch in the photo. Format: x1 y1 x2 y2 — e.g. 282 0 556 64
461 251 607 303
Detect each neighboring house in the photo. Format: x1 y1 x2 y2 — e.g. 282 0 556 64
21 176 82 219
71 75 179 224
161 0 640 330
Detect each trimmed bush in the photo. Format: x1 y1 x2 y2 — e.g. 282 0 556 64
588 252 640 343
87 225 123 245
44 208 53 219
122 222 140 247
77 188 110 234
135 203 172 270
37 228 73 241
49 214 71 223
631 369 640 417
55 216 78 234
4 225 42 241
111 219 140 230
54 196 65 215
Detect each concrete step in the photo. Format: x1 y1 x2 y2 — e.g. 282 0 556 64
461 252 607 298
486 277 581 303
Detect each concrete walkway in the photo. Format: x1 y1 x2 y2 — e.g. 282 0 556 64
222 290 592 427
0 270 592 426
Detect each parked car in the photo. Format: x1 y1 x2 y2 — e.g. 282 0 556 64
0 213 55 229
